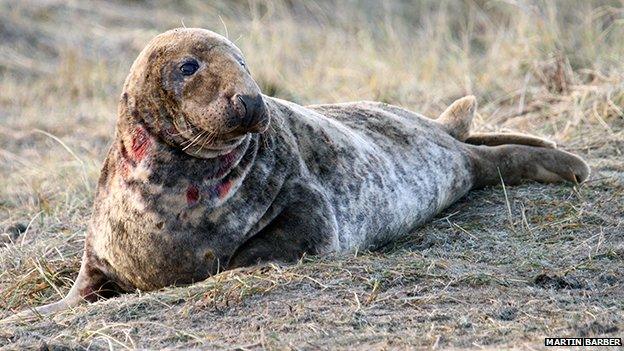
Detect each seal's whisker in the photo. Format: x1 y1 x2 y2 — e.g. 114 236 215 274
182 131 207 151
198 130 218 153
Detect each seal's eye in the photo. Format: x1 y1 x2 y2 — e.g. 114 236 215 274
180 60 199 76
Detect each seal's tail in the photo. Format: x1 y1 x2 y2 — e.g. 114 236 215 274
436 95 556 149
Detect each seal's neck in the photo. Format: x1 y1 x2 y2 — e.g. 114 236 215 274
113 92 265 198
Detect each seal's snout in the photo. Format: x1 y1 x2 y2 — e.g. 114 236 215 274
233 93 269 133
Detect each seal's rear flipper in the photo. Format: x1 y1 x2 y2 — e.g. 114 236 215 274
438 96 556 150
437 95 477 141
0 252 117 325
469 144 590 188
465 132 557 149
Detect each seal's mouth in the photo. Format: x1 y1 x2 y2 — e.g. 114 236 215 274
179 128 248 156
169 115 251 157
170 93 269 157
223 114 270 137
174 111 270 154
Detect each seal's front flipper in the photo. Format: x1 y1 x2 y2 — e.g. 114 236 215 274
469 144 590 188
0 251 120 325
437 95 477 141
465 132 556 149
228 209 334 268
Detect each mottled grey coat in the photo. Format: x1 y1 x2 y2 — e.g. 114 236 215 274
91 95 479 292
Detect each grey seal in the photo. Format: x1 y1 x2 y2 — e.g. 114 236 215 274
3 28 589 322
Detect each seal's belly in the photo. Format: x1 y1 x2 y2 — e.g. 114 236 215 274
296 102 475 250
327 137 473 251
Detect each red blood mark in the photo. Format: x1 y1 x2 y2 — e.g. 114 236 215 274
186 184 200 205
116 127 150 181
217 180 233 200
131 126 151 161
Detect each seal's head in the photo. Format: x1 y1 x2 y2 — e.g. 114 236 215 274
121 28 269 157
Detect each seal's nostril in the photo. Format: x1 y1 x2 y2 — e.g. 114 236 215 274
237 95 247 116
234 94 266 130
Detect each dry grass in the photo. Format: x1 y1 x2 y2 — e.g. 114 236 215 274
1 0 623 349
